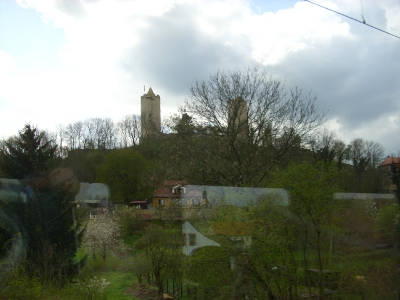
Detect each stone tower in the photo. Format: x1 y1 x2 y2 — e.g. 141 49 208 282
228 97 249 138
141 87 161 138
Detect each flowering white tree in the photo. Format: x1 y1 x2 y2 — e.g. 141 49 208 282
75 276 110 300
82 218 127 262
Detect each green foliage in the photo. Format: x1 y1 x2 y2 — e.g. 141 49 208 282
130 253 151 283
64 149 107 183
135 225 183 299
335 250 400 299
270 162 344 298
96 149 150 204
0 125 80 284
164 201 183 223
23 171 81 284
102 271 137 300
114 207 143 238
272 163 342 216
335 198 377 248
244 199 299 299
212 205 250 222
0 169 81 285
0 124 57 179
0 266 44 300
186 246 232 289
374 203 400 243
72 276 110 300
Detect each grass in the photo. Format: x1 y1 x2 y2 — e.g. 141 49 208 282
102 271 138 300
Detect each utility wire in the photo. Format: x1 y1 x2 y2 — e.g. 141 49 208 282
304 0 400 40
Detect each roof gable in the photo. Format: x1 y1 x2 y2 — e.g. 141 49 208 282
153 180 188 198
379 156 400 167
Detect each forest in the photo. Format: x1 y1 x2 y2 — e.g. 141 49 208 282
0 68 399 299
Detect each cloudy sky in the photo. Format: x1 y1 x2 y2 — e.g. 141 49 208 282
1 0 399 153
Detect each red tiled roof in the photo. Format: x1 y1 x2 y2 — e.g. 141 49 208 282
153 180 187 198
379 156 400 167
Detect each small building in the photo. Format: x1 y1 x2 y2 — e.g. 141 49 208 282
379 156 400 190
151 180 188 208
129 200 149 209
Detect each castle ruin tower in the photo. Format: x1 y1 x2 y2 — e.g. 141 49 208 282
228 97 249 139
141 87 161 138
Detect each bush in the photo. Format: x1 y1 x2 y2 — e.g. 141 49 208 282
374 203 399 243
0 267 43 300
72 276 110 300
114 207 143 238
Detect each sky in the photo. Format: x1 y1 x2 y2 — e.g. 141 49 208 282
0 0 399 154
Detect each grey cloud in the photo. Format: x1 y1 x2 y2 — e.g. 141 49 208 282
55 0 88 19
268 34 400 132
120 1 400 150
121 3 252 96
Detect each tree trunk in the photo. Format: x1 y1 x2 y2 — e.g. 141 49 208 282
316 229 324 300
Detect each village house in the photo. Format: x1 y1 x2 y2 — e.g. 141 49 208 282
150 180 187 208
379 156 400 191
150 180 209 208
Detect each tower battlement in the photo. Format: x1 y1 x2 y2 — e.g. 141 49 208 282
141 87 161 138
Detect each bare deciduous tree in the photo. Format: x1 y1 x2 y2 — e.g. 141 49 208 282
164 67 325 186
117 114 141 148
348 138 385 173
308 128 349 169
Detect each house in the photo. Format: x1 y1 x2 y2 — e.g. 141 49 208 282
151 183 289 209
379 156 400 190
151 180 187 208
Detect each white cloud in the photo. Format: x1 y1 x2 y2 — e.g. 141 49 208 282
249 1 354 65
0 51 16 82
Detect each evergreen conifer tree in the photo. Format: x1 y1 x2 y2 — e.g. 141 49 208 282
1 124 57 179
0 124 81 284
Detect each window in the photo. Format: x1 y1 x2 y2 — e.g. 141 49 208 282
159 199 165 206
189 233 196 246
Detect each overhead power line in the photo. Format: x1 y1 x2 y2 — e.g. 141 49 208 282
304 0 400 40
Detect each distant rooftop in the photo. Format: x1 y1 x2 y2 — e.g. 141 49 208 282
379 156 400 167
